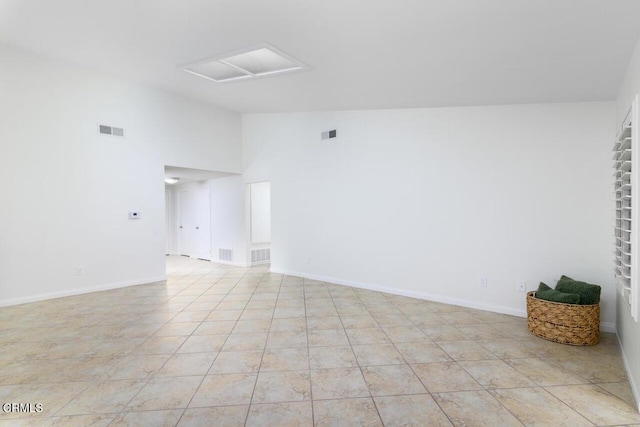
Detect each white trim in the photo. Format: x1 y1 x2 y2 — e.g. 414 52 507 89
600 322 616 333
0 276 167 308
618 334 640 412
271 267 526 317
272 267 618 332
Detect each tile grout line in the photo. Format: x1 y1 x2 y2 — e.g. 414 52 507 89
77 269 205 425
4 257 637 425
366 291 477 426
108 265 232 426
161 264 249 424
173 265 247 426
302 276 315 426
332 282 384 425
243 269 282 426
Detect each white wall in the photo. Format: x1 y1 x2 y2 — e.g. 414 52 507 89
616 37 640 411
210 176 248 266
250 181 271 244
243 102 615 325
0 45 242 305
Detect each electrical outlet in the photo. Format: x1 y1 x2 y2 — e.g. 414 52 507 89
479 276 488 288
517 281 527 292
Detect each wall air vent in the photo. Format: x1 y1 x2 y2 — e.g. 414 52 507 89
321 129 337 140
219 248 233 262
98 124 124 137
251 248 271 264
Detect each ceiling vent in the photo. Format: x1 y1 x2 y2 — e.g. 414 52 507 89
98 124 124 137
182 43 308 83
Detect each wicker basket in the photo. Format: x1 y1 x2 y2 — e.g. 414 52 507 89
526 291 600 346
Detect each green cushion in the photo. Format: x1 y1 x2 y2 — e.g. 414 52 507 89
556 275 601 305
537 282 553 292
536 282 581 304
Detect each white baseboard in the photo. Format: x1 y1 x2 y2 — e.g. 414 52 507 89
617 335 640 412
0 275 167 308
271 267 527 318
600 322 616 334
271 268 618 333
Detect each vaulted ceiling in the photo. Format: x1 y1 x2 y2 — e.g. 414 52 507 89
2 0 640 113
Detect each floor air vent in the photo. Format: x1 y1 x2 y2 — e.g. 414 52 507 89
219 248 233 261
251 248 270 264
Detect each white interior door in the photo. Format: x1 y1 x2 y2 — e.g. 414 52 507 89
177 189 192 256
193 186 212 260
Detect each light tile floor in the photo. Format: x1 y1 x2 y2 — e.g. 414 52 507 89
0 256 638 426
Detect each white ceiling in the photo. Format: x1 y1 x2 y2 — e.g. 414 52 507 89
1 0 640 113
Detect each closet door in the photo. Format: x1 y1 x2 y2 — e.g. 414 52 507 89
165 189 172 255
177 190 192 257
193 185 212 261
177 185 212 260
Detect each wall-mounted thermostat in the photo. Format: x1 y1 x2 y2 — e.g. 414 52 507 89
128 211 141 219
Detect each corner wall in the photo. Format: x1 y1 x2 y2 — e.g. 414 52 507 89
0 45 242 305
210 176 248 266
243 102 615 325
